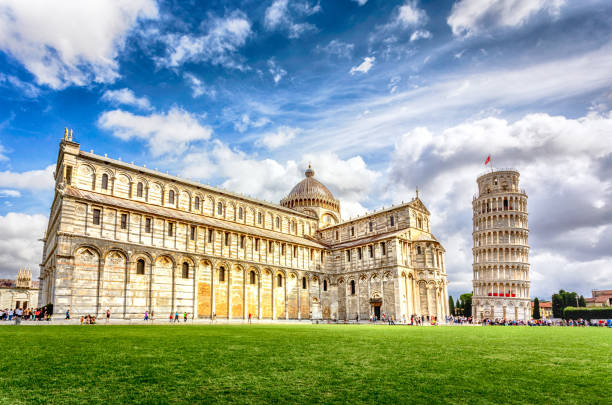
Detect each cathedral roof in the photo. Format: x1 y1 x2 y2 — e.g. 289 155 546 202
286 165 337 201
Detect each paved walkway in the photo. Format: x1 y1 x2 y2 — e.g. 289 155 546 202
0 318 460 326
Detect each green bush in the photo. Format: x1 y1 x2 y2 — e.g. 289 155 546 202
563 306 612 320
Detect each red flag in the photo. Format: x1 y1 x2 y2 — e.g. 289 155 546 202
484 155 491 165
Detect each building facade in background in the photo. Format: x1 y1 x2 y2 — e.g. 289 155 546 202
585 290 612 307
472 169 531 321
38 132 449 321
0 269 39 310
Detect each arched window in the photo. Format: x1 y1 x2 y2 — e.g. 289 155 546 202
323 279 328 291
335 231 339 240
350 280 356 295
136 182 143 197
369 222 373 232
238 207 243 219
194 197 200 210
302 277 307 289
351 226 355 236
101 173 109 190
168 190 175 204
258 212 263 224
390 216 395 226
136 259 145 275
219 267 225 282
217 202 223 215
277 274 283 287
182 262 189 279
417 246 422 254
291 221 296 233
250 271 256 285
276 217 280 229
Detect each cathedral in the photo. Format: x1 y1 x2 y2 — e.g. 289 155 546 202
38 130 449 321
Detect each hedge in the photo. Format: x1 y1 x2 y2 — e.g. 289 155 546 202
563 307 612 320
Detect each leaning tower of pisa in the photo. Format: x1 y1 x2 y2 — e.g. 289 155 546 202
471 169 530 321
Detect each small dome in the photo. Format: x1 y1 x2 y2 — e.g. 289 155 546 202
281 165 340 214
287 166 335 200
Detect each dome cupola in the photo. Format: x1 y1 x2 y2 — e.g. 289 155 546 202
281 165 341 227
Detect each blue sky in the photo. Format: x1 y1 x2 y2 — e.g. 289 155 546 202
1 0 612 299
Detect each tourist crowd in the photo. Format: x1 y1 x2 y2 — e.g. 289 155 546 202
1 307 52 321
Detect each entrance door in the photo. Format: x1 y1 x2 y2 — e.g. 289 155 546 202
373 305 381 320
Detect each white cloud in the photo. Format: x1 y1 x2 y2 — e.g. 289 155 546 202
0 143 7 161
397 1 427 27
304 41 612 155
353 0 368 6
101 88 151 110
0 0 158 89
0 73 40 98
410 29 432 42
368 1 427 60
350 57 375 75
159 10 252 70
0 189 20 198
301 152 381 218
0 212 47 278
234 114 271 133
448 0 566 37
98 107 212 156
268 58 287 84
256 126 299 150
264 0 320 39
387 111 612 298
317 40 355 59
388 76 401 94
177 142 380 220
0 165 54 190
184 73 216 98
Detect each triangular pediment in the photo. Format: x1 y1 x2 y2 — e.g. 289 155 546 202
409 197 430 214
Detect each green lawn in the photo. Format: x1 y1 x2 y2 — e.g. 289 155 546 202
0 325 610 404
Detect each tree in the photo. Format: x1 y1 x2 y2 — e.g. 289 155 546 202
460 293 473 317
533 297 541 320
455 298 461 315
579 295 586 307
552 290 582 318
552 292 563 318
449 295 455 316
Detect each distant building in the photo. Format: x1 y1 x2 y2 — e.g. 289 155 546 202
0 269 39 310
585 290 612 307
531 301 552 319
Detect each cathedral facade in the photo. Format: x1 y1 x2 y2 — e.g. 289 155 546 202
38 132 449 321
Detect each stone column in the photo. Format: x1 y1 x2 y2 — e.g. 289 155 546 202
211 266 216 319
227 266 232 320
257 272 262 320
193 262 198 319
284 272 289 320
297 274 301 320
243 268 247 320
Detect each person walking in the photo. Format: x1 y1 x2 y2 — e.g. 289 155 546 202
183 312 188 323
174 311 179 323
106 309 111 324
248 313 252 324
169 312 173 323
144 311 149 322
65 309 70 320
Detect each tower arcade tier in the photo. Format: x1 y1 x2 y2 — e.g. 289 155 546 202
471 169 530 321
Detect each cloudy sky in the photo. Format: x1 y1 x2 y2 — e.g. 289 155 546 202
1 0 611 299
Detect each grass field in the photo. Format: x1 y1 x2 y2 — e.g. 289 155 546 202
0 324 610 404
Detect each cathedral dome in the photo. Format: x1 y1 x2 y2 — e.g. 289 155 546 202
281 165 340 216
287 165 335 201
